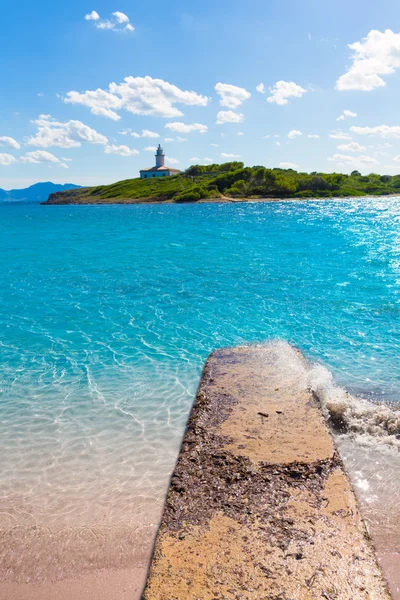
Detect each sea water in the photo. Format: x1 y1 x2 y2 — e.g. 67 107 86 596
0 199 399 585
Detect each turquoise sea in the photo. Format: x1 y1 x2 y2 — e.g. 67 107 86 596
1 198 400 582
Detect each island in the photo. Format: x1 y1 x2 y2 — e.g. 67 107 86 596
42 162 400 205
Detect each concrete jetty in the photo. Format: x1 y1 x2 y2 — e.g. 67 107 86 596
142 344 391 599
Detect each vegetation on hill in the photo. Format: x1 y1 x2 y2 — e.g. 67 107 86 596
44 162 400 205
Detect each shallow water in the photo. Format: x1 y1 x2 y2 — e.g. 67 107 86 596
0 198 399 584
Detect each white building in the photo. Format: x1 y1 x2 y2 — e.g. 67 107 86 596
140 145 181 179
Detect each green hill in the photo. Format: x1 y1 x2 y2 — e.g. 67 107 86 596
43 162 400 205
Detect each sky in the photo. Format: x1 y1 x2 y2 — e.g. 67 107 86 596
2 0 400 188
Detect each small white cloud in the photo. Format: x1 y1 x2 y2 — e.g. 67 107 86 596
104 144 139 156
267 81 307 105
176 136 188 142
215 82 251 109
337 109 357 121
336 29 400 92
203 158 213 163
112 11 129 23
221 152 241 158
351 125 400 138
27 114 108 148
328 153 379 169
0 153 17 166
85 11 100 21
216 110 244 124
392 155 400 162
279 162 299 169
337 141 366 152
276 141 281 146
256 83 265 94
165 122 207 133
288 129 303 139
168 157 180 164
144 146 157 152
20 150 68 166
96 20 115 30
210 143 219 147
125 23 135 32
237 132 244 136
190 157 200 161
164 137 174 142
65 76 208 120
0 136 21 150
329 130 352 140
141 129 160 138
308 134 320 139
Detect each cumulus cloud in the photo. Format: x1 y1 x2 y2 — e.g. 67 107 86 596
337 141 367 152
308 134 320 139
336 29 400 91
267 81 307 105
20 150 69 167
279 162 299 169
104 144 139 156
141 129 160 138
215 83 251 109
27 115 108 148
65 76 209 120
85 10 134 32
337 109 357 121
221 152 241 158
0 136 21 150
329 130 352 140
0 153 17 166
288 129 303 139
328 153 379 169
85 11 100 20
144 146 157 152
165 122 207 134
350 125 400 138
210 143 219 147
216 110 244 124
256 83 265 94
113 11 129 23
168 157 180 165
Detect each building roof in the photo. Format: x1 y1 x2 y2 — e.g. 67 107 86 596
140 166 181 173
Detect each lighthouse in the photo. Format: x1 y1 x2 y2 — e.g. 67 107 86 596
155 144 165 168
139 144 181 179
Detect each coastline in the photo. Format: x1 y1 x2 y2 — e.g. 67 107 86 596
41 192 400 206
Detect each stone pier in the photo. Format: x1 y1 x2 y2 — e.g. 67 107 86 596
142 344 391 599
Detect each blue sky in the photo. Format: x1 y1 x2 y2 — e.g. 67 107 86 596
2 0 400 188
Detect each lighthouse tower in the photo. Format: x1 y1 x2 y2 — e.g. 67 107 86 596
155 144 165 168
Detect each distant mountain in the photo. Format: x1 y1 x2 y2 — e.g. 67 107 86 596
0 182 81 203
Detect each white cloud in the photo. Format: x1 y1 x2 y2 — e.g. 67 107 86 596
0 136 21 150
176 136 187 142
164 137 174 142
215 82 251 109
104 144 139 157
392 155 400 162
221 152 241 158
168 157 180 164
0 153 17 166
337 141 367 152
27 115 108 148
328 153 379 169
190 157 200 161
237 132 244 136
276 141 281 147
267 81 307 105
350 125 400 138
203 158 213 163
336 29 400 91
141 129 160 138
85 11 100 21
65 76 209 120
279 162 299 169
113 11 129 23
216 110 244 124
308 134 320 139
256 83 265 94
125 24 135 32
144 146 157 152
288 129 303 139
210 143 219 147
20 150 68 167
165 122 207 134
329 130 352 140
337 109 358 121
96 20 115 30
